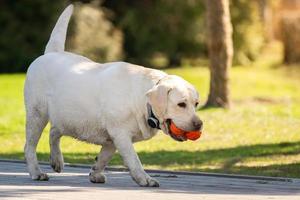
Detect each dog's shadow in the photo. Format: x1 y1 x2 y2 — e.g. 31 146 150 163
2 141 300 197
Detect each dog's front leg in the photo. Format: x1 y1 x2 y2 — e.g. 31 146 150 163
109 128 159 187
89 143 116 183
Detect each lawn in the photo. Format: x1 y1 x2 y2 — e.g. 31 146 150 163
0 63 300 178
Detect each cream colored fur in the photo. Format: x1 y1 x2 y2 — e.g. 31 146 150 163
24 5 202 187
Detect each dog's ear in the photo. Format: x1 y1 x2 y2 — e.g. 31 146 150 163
146 84 172 119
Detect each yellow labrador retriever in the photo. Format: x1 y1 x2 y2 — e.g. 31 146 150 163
24 5 203 187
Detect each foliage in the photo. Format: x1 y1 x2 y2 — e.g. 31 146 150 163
0 0 66 72
1 64 300 177
67 3 123 62
230 0 265 65
103 0 265 67
102 0 206 67
0 0 266 72
0 0 123 72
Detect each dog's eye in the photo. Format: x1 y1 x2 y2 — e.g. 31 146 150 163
178 102 186 108
195 102 199 107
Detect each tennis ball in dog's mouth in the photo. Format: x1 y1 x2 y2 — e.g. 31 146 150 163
169 121 202 141
185 131 201 141
170 121 185 136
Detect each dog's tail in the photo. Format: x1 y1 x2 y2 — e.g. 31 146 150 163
44 4 74 54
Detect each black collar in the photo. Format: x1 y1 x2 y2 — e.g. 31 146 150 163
147 103 161 129
146 76 167 129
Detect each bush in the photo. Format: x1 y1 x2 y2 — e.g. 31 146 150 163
104 0 265 67
102 0 206 67
0 0 66 72
0 0 265 72
67 3 123 62
230 0 265 65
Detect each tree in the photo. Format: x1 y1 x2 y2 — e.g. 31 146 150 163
205 0 233 108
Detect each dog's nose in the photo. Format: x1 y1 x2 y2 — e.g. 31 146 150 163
193 119 203 131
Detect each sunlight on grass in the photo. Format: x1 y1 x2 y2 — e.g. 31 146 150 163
236 154 300 167
0 64 300 178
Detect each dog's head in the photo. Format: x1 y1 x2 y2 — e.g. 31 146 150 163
146 75 203 141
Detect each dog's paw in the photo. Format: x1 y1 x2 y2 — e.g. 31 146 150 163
145 177 160 187
133 174 160 187
50 155 64 173
32 173 49 181
89 171 106 183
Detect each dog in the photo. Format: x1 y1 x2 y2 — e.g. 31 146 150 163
24 5 203 187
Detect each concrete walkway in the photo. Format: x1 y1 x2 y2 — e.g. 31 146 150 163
0 160 299 200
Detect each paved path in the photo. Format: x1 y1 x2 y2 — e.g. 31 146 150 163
0 160 299 200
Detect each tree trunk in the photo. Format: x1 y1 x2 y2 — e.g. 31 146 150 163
205 0 233 108
281 15 300 64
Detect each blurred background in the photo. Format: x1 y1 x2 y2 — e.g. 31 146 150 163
0 0 300 178
2 0 299 71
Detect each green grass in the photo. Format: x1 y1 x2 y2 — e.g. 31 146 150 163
1 64 300 178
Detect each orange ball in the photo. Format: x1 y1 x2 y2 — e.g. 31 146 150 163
185 131 201 141
170 121 185 136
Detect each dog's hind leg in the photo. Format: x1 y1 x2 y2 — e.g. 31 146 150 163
24 106 48 181
89 143 116 183
49 126 64 173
